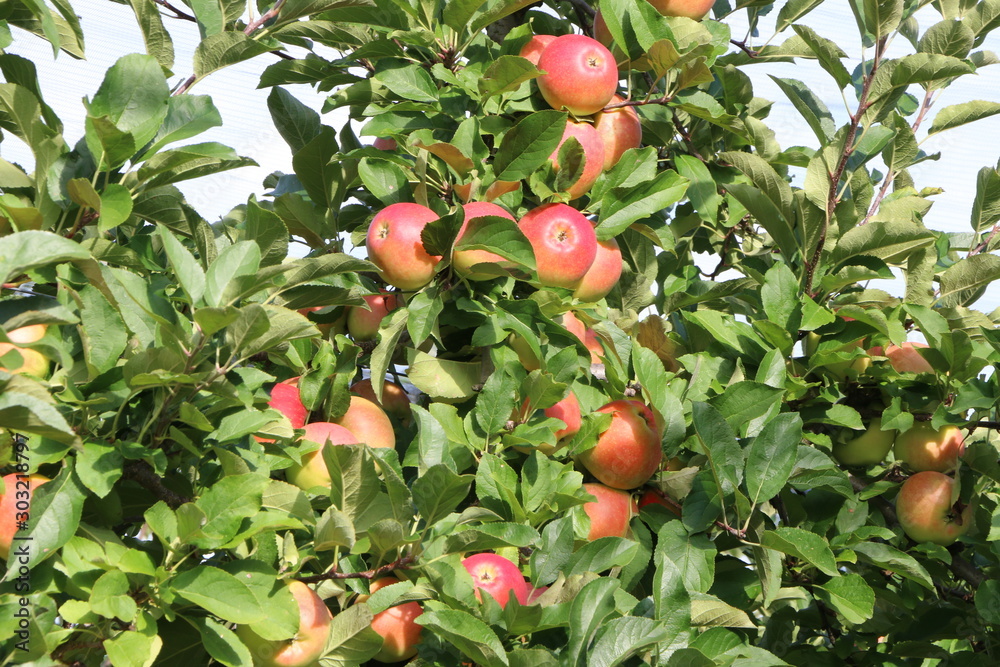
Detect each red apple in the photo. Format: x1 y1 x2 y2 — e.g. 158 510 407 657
592 96 641 171
452 201 517 280
832 418 896 467
536 34 618 116
895 471 971 546
373 137 397 151
548 119 605 201
347 292 398 341
286 422 360 490
578 399 663 489
360 577 423 663
0 473 49 561
573 235 622 302
636 488 681 516
868 342 933 374
367 203 442 291
350 378 412 423
269 380 308 430
648 0 714 19
516 390 582 455
518 204 597 289
461 552 529 607
562 311 603 363
334 395 396 450
237 580 333 667
519 34 556 66
894 423 965 473
593 11 613 49
582 483 636 540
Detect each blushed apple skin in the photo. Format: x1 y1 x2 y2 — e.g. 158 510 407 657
5 324 46 344
461 552 530 607
515 390 582 455
649 0 715 19
0 345 49 377
573 235 622 303
869 342 934 374
350 378 412 423
579 399 663 490
519 34 556 66
519 204 598 289
548 119 606 201
373 137 397 151
0 473 49 561
361 577 423 663
269 381 309 430
593 96 642 171
347 293 398 341
637 488 682 516
562 311 603 364
452 201 517 280
895 471 971 546
367 203 442 291
894 423 965 473
286 422 360 490
536 34 618 116
334 395 396 450
582 483 636 540
237 580 333 667
832 418 896 467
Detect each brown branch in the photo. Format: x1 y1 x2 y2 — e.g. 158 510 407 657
64 210 98 239
646 490 746 540
245 0 286 35
730 39 758 58
672 115 706 162
122 460 190 509
153 0 196 21
969 222 1000 257
296 554 417 584
602 94 672 111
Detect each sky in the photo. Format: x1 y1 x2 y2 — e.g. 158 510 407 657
3 1 1000 312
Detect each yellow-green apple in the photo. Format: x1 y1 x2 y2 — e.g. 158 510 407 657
893 423 965 473
581 483 636 540
515 390 582 455
832 418 896 467
573 235 622 303
358 577 422 663
519 34 556 66
237 579 333 667
4 324 46 344
636 488 682 516
562 311 603 363
367 203 442 291
519 204 598 289
508 333 541 372
373 137 397 151
649 0 715 19
593 96 641 171
0 324 49 377
868 342 934 374
461 553 529 607
286 422 360 490
334 395 395 450
548 119 606 201
895 471 971 546
0 473 49 560
452 201 517 280
578 399 663 489
805 331 870 380
350 378 412 424
536 34 618 116
347 292 398 341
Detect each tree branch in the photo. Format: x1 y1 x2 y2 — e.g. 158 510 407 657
297 554 417 584
122 460 190 509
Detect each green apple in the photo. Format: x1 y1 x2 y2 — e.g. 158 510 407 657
832 418 896 467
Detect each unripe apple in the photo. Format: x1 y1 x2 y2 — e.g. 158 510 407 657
519 34 556 66
347 292 398 341
582 483 636 540
519 204 598 289
805 331 871 380
0 473 49 560
508 333 541 372
286 422 360 490
592 96 641 171
367 203 442 291
237 580 333 667
350 378 412 424
461 552 529 607
548 119 606 201
359 577 423 663
894 423 965 473
868 342 934 374
895 471 971 546
536 34 618 116
578 399 663 490
452 201 517 280
573 235 622 303
832 418 896 467
561 311 603 363
334 395 395 450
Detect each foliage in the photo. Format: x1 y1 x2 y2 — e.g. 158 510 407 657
2 0 1000 664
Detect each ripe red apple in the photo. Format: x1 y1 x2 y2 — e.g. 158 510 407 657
592 96 641 171
334 395 395 450
518 204 597 289
519 34 556 66
573 235 622 302
461 552 529 607
359 577 423 663
894 423 965 473
548 119 605 201
593 11 613 49
832 418 896 467
536 34 618 116
895 471 971 546
452 201 517 280
562 311 603 363
350 378 412 423
373 137 397 151
868 342 933 374
516 390 582 455
0 473 49 560
269 380 308 429
581 483 636 540
347 292 398 341
286 422 360 490
367 203 442 291
636 488 682 516
648 0 715 19
237 580 333 667
578 399 663 489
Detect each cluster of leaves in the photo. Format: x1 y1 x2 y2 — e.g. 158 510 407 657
2 0 1000 665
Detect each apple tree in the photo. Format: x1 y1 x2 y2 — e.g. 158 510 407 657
3 0 1000 664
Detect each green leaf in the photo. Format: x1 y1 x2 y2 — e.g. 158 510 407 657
596 170 689 239
171 566 266 623
566 577 618 664
770 76 836 142
88 54 169 152
157 226 206 305
189 0 226 38
103 631 163 667
411 464 473 526
975 579 1000 624
453 214 536 271
937 254 1000 307
744 413 802 507
139 95 222 160
674 154 722 224
75 282 128 377
917 18 974 58
373 61 439 103
127 0 175 70
407 351 481 402
829 220 934 266
267 87 321 153
194 32 272 79
760 526 839 576
494 110 567 181
692 402 742 496
776 0 825 32
76 441 124 499
91 570 138 621
479 55 541 99
929 100 1000 136
443 0 488 31
205 241 261 308
191 617 252 667
971 166 1000 233
589 616 672 667
655 522 715 594
791 24 852 89
135 142 257 189
475 367 519 438
193 474 270 547
863 0 903 40
690 593 756 628
889 53 973 88
851 541 934 589
418 606 510 667
816 573 875 624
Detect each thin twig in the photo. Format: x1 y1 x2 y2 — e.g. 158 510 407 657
122 460 190 509
153 0 196 21
296 554 417 583
730 39 758 58
245 0 286 34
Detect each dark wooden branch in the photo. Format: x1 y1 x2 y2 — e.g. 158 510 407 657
297 554 417 584
122 460 189 509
